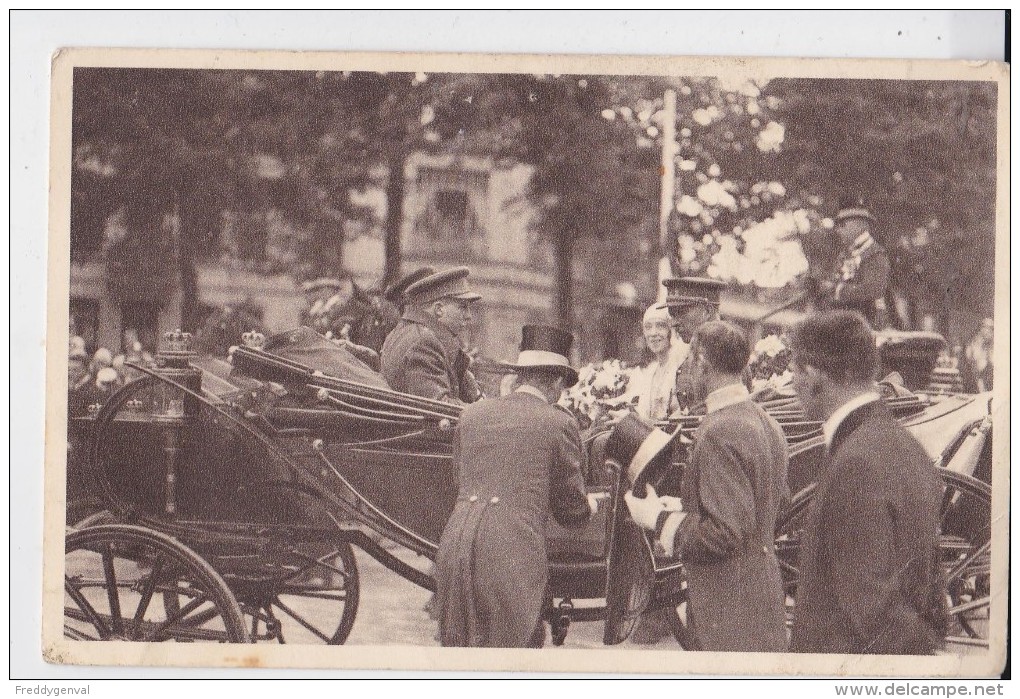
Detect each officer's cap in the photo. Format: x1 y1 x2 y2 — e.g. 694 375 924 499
656 276 726 310
404 267 481 305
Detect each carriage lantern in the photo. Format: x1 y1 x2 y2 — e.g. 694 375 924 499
153 329 202 417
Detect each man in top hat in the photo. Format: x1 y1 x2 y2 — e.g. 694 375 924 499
380 266 484 404
811 197 891 327
434 325 600 647
788 311 946 654
625 320 789 652
659 276 726 416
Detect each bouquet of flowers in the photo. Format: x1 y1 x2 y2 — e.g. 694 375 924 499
558 359 639 429
748 334 794 396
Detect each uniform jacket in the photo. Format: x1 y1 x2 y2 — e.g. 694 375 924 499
791 401 947 655
379 308 481 404
827 234 891 326
434 390 591 647
670 396 790 652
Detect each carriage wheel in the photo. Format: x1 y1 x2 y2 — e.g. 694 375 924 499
235 542 360 645
771 471 991 651
64 524 250 643
73 510 118 529
662 575 698 650
939 471 991 650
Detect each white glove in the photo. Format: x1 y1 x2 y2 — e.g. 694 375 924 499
624 484 668 531
587 491 609 516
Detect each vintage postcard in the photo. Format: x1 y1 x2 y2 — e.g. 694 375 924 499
44 47 1009 676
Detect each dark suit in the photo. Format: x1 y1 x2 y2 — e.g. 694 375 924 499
669 398 790 651
379 308 481 404
791 401 946 654
434 390 591 647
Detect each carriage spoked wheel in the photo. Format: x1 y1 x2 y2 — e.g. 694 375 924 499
769 470 991 651
227 541 360 645
939 470 991 650
64 524 250 643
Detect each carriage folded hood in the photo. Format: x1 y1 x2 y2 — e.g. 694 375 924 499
255 326 390 389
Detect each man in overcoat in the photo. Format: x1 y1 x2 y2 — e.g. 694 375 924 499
434 325 597 647
658 276 725 416
788 310 946 654
380 266 483 404
626 276 725 645
626 321 790 652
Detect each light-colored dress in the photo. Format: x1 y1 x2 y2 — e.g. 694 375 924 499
627 340 688 421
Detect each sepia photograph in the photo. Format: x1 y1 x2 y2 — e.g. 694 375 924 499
39 40 1007 678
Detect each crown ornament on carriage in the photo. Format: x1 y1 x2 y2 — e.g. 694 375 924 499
242 330 266 350
227 330 266 363
156 329 197 369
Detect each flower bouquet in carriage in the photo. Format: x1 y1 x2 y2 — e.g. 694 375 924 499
557 359 640 432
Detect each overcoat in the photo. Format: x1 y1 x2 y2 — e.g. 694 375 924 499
791 401 947 655
671 398 790 652
434 390 591 647
379 308 480 404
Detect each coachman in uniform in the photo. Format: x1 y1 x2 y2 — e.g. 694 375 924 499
434 325 596 647
812 199 891 328
380 266 483 404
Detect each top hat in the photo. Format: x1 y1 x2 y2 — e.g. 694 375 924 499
404 266 482 305
383 266 436 304
835 195 876 224
501 324 578 385
657 276 726 310
604 414 685 488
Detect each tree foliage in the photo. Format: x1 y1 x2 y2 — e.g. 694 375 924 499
765 78 998 328
70 69 999 340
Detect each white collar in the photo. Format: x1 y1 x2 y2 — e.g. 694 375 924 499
822 391 881 448
705 382 750 414
515 384 548 403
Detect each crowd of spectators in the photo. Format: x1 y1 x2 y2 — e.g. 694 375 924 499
66 327 153 418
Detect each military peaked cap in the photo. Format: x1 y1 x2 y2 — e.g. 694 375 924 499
404 266 482 305
835 195 876 223
657 276 726 310
383 266 436 304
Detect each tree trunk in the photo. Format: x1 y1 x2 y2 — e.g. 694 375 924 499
384 152 406 287
554 229 574 331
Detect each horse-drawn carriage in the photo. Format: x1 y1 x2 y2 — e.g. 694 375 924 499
64 328 992 650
